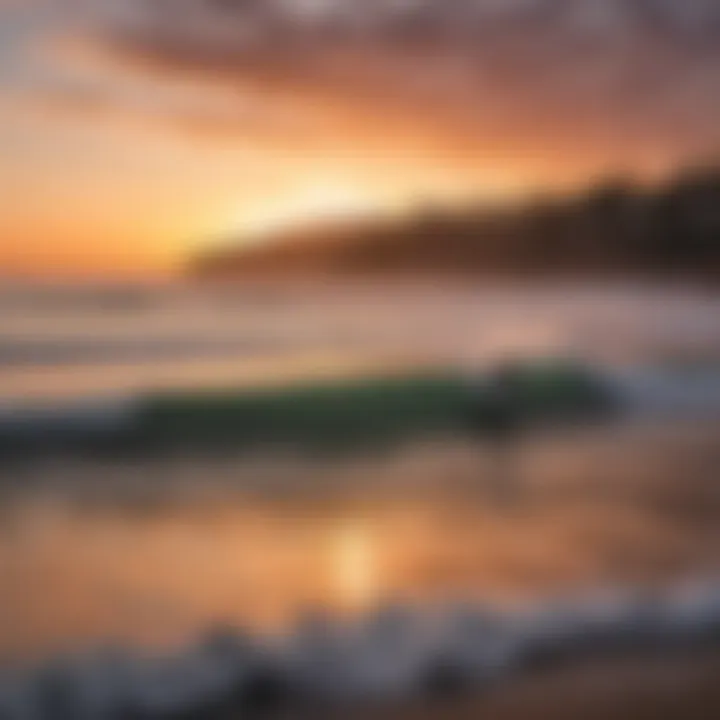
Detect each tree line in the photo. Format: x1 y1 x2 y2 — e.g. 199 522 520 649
193 165 720 280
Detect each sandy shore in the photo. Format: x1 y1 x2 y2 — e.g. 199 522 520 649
335 649 720 720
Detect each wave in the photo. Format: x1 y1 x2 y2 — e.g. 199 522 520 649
0 580 718 718
0 337 287 369
2 366 719 442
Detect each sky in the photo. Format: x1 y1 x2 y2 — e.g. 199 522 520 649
1 0 719 277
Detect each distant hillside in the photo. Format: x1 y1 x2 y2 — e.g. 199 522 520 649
191 167 720 280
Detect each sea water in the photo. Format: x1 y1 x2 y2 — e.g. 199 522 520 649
0 280 718 716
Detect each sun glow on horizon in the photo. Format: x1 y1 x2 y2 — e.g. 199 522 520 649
204 173 520 252
223 181 392 245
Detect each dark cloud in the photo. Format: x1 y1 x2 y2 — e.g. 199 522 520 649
54 1 720 174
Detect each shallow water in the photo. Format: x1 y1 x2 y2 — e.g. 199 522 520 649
0 423 718 667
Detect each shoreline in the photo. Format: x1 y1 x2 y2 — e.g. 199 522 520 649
2 579 719 718
362 648 720 720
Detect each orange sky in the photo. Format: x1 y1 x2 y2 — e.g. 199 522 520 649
1 0 718 278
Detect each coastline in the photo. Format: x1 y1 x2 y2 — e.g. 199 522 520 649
362 648 720 720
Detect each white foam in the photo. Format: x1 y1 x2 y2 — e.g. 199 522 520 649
1 579 718 719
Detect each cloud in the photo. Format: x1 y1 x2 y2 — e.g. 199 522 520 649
17 1 720 182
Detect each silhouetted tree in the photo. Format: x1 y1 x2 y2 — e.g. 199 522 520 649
192 164 720 281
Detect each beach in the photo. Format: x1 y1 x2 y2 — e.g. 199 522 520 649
370 650 720 720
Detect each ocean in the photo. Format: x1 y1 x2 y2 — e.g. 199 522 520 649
0 280 718 717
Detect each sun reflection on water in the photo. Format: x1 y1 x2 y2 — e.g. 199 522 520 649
332 521 378 612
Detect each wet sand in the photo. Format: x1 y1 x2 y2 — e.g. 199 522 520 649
350 649 720 720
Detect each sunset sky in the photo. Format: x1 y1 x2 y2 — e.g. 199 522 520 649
1 0 719 277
